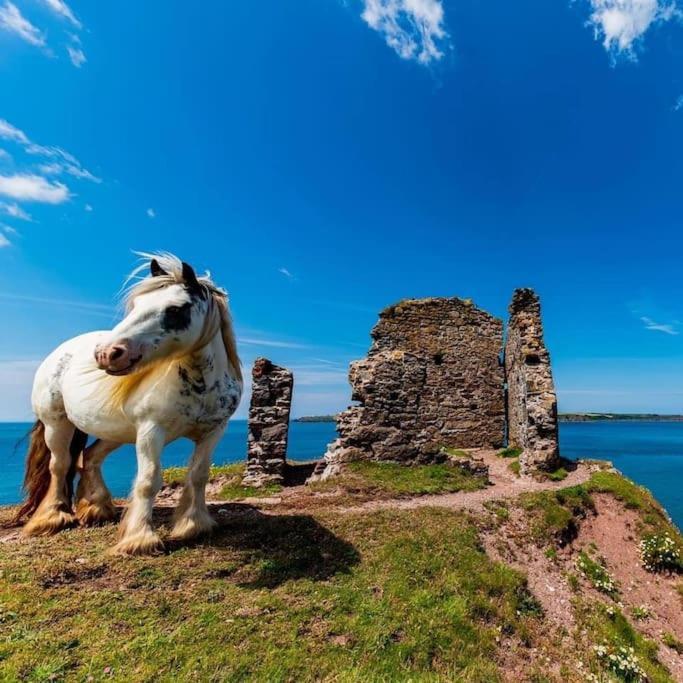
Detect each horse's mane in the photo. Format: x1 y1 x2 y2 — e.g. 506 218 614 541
118 252 243 384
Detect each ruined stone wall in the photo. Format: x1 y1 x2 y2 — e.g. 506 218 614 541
505 289 559 474
242 358 293 487
313 298 505 478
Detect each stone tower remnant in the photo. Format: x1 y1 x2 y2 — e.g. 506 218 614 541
312 298 505 479
242 357 293 487
505 288 560 475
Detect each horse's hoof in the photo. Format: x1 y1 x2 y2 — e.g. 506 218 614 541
75 498 117 527
169 512 217 541
23 508 77 537
109 531 164 556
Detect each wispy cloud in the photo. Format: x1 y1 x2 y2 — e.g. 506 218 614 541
360 0 449 65
0 232 10 248
146 208 156 218
674 94 683 111
0 174 70 203
0 1 45 47
0 148 10 161
0 291 115 317
0 118 29 145
640 316 679 335
0 201 32 220
586 0 680 59
239 336 309 349
42 0 81 29
278 267 294 279
84 203 93 212
66 44 86 67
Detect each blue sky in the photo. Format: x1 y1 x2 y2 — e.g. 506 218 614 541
0 0 682 420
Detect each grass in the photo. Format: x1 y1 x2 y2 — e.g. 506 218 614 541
547 467 568 482
163 463 283 500
576 550 619 599
0 507 543 682
508 460 520 477
498 446 522 459
662 632 683 655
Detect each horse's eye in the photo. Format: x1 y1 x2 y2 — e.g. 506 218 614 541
162 303 193 331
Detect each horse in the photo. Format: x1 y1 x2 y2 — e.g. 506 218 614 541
14 253 243 555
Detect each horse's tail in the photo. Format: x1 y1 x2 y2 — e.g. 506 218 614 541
13 421 87 524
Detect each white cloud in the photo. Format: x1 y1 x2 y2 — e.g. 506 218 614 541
587 0 679 57
0 174 70 203
278 267 294 279
0 1 45 47
361 0 449 65
42 0 81 29
674 94 683 111
641 316 679 335
0 118 29 145
0 148 10 160
239 337 309 349
146 208 156 218
0 232 10 247
0 201 32 220
84 203 92 212
2 223 18 234
67 44 86 67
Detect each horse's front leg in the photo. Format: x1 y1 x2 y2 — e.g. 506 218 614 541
75 439 120 526
112 423 165 555
23 418 78 536
170 426 224 541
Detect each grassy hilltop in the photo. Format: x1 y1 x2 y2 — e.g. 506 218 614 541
1 456 682 682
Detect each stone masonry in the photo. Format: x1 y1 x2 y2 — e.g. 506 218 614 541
242 358 293 487
505 288 560 474
312 298 505 479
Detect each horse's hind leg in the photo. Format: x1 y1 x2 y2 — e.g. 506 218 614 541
76 439 120 526
170 427 223 541
24 418 78 536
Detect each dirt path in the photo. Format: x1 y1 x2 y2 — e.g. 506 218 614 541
327 451 600 514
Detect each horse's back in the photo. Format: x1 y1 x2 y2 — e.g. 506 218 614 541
32 331 110 423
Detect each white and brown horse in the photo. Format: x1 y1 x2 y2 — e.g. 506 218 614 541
14 253 243 554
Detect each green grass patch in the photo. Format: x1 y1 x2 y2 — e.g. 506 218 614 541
498 446 522 458
508 460 520 477
0 507 542 682
519 484 594 546
662 632 683 655
576 551 619 599
163 462 244 486
344 460 487 497
547 467 568 482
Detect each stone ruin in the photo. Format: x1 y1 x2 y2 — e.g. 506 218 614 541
242 290 559 485
309 289 559 480
505 289 560 475
242 357 293 487
310 297 506 479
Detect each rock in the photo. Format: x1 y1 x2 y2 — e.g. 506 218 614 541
242 358 293 487
505 288 560 474
311 298 505 480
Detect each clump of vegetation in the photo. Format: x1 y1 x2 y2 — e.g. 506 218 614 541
519 485 594 546
576 551 618 598
639 533 683 573
662 632 683 655
591 643 647 682
630 605 650 621
508 460 520 477
498 446 522 458
547 466 568 482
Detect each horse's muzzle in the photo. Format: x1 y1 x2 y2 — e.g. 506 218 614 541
94 342 141 375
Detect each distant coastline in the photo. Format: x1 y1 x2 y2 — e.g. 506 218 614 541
293 415 338 423
295 413 683 424
559 413 683 422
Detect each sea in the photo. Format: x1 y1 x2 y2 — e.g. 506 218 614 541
1 420 681 529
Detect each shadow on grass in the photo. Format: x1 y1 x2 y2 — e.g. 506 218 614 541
161 502 360 588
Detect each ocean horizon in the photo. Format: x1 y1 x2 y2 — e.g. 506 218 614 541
1 419 682 530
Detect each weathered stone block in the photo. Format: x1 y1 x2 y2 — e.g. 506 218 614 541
505 288 560 475
243 358 293 487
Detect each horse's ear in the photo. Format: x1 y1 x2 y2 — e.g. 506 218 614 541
150 259 166 277
182 261 203 297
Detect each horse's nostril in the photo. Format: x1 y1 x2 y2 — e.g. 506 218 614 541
110 346 125 361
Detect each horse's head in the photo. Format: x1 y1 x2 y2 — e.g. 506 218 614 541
95 257 213 376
